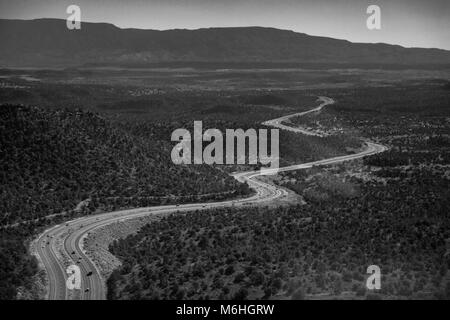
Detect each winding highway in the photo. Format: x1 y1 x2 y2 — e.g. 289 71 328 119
34 96 387 300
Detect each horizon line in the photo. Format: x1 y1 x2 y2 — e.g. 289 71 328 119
1 17 449 52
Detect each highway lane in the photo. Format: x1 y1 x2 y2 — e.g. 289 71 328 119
262 96 334 136
33 96 387 300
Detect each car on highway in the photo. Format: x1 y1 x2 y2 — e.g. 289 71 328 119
86 271 93 276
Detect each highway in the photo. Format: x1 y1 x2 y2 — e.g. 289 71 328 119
262 96 334 136
34 96 387 300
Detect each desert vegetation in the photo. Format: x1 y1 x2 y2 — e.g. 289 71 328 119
1 69 448 300
106 81 450 300
0 104 248 298
107 161 450 300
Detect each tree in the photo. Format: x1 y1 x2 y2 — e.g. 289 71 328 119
233 288 248 300
291 288 305 300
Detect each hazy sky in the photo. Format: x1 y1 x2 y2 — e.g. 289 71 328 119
1 0 449 50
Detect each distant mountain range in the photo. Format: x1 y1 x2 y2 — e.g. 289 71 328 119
1 18 450 68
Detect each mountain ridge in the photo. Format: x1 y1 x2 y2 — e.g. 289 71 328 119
1 18 449 67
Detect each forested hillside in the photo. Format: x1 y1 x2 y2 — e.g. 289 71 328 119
0 105 249 226
107 166 450 300
106 83 450 300
0 104 249 298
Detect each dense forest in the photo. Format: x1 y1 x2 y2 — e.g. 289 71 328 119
1 72 448 300
107 158 450 300
0 79 363 167
107 163 450 300
106 82 450 300
0 104 249 298
0 79 360 299
0 105 249 226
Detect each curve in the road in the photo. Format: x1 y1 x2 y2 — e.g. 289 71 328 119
34 96 387 300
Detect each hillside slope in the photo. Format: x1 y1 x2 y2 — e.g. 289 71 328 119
0 105 248 226
0 104 250 299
